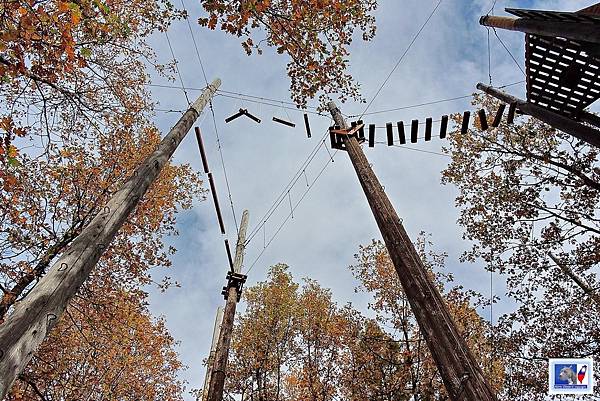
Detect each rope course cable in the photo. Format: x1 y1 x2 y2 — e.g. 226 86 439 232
492 27 526 76
164 31 191 105
376 142 451 158
181 0 209 86
244 127 332 246
358 0 443 120
246 143 340 275
217 89 321 111
209 101 239 234
215 93 326 117
176 0 240 233
347 81 523 118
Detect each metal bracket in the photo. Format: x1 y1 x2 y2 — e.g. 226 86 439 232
329 123 366 151
221 271 247 302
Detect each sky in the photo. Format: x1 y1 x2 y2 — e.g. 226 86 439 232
142 0 595 398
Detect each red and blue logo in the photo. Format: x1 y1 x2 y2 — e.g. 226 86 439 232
549 359 594 395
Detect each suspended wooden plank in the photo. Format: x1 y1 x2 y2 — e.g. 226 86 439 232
492 104 506 127
461 111 471 134
478 109 489 131
224 239 234 270
208 172 226 235
387 123 394 146
357 120 365 141
507 102 517 124
244 110 262 123
411 120 418 143
369 124 375 147
194 127 210 174
225 109 245 123
397 121 406 144
303 113 312 138
440 115 449 139
425 118 432 141
273 116 295 127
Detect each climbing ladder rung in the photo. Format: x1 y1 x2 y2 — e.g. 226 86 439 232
461 111 471 135
397 121 406 144
440 115 448 139
492 104 506 127
425 118 432 141
507 102 517 124
369 124 375 147
478 109 489 131
387 123 394 146
411 120 418 143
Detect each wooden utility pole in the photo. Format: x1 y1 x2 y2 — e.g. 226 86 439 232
207 210 250 401
477 83 600 148
328 102 497 401
479 14 600 44
0 79 221 399
202 306 224 401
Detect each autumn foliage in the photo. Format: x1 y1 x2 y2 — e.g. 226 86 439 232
443 96 600 399
198 0 378 109
223 237 504 400
1 0 202 398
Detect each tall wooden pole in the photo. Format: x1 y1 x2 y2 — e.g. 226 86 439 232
479 15 600 44
0 79 222 399
207 210 250 401
477 83 600 148
202 306 224 401
328 102 497 401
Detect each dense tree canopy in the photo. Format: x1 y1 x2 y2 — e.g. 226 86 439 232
223 237 504 401
198 0 377 109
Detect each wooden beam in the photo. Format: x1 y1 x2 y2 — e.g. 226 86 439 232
440 115 449 139
387 123 394 146
398 121 406 144
480 14 600 44
425 118 432 141
303 113 312 138
369 124 375 147
461 111 471 135
478 83 600 148
411 120 418 143
492 104 506 127
478 109 489 131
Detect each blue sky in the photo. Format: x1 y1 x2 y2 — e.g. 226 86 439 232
143 0 594 397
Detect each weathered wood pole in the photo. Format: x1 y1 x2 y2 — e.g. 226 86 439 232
479 14 600 44
202 306 224 401
207 210 250 401
328 101 497 401
0 79 222 399
477 83 600 148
